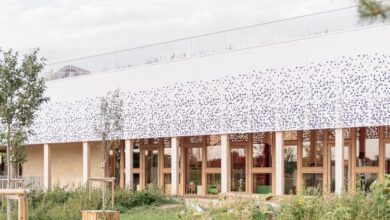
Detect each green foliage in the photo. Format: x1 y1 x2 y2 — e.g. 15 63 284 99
276 183 390 220
0 48 48 170
358 0 390 19
94 89 124 177
177 197 274 220
0 185 170 220
115 188 169 213
121 206 179 220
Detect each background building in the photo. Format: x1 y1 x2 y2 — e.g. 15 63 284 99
2 7 389 196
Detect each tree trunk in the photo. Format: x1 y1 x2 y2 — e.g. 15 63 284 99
6 125 12 220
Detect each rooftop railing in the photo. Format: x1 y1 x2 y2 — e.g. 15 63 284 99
43 6 389 81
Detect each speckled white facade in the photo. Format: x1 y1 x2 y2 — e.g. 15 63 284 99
16 24 390 144
27 52 390 144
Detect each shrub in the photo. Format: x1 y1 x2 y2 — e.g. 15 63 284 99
115 187 169 213
276 182 390 220
0 185 171 220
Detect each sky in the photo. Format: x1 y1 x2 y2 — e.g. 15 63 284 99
0 0 354 63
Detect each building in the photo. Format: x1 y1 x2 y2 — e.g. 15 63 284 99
3 7 390 196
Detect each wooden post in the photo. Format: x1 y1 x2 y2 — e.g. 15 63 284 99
351 128 357 192
379 127 385 183
201 137 207 196
159 140 164 190
81 210 120 220
179 140 186 196
119 143 125 189
247 134 253 194
0 189 28 220
88 178 116 209
296 131 303 193
171 137 179 196
335 128 345 194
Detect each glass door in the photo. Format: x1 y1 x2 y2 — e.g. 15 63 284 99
231 147 246 192
185 147 202 195
385 142 390 175
144 149 159 188
284 145 297 194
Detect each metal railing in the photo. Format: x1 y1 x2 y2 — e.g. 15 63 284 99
43 6 389 81
0 176 43 190
0 177 24 189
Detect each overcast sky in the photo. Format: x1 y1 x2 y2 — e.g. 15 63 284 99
0 0 354 63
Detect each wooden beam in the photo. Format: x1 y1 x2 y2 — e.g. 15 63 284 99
247 134 253 193
202 137 207 196
119 142 125 189
379 126 385 182
171 137 180 196
334 128 345 194
296 131 303 193
351 128 357 192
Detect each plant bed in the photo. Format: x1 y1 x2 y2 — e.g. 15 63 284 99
82 210 120 220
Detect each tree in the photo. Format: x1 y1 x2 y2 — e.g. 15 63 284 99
95 89 124 176
0 48 48 220
0 48 48 184
358 0 390 19
94 89 124 210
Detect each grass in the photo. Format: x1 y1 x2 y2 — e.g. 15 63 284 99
121 205 179 220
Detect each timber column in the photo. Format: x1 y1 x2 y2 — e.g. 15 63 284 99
171 137 180 196
334 128 345 194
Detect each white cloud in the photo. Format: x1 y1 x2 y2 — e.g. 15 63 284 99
0 0 354 62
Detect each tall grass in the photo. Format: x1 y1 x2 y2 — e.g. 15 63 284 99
276 181 390 220
0 185 171 220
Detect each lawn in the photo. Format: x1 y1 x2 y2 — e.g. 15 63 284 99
120 205 179 220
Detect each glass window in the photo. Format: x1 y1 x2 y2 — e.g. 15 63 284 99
253 133 272 167
133 173 140 190
164 174 171 194
284 145 297 194
302 130 324 167
356 173 378 191
186 148 202 195
303 174 323 192
207 174 221 195
231 148 246 192
253 173 272 194
356 127 379 167
284 131 297 141
145 150 159 186
207 135 221 168
386 143 390 174
133 145 140 168
164 147 171 168
229 133 249 143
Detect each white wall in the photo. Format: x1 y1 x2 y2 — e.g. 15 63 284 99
45 24 390 102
